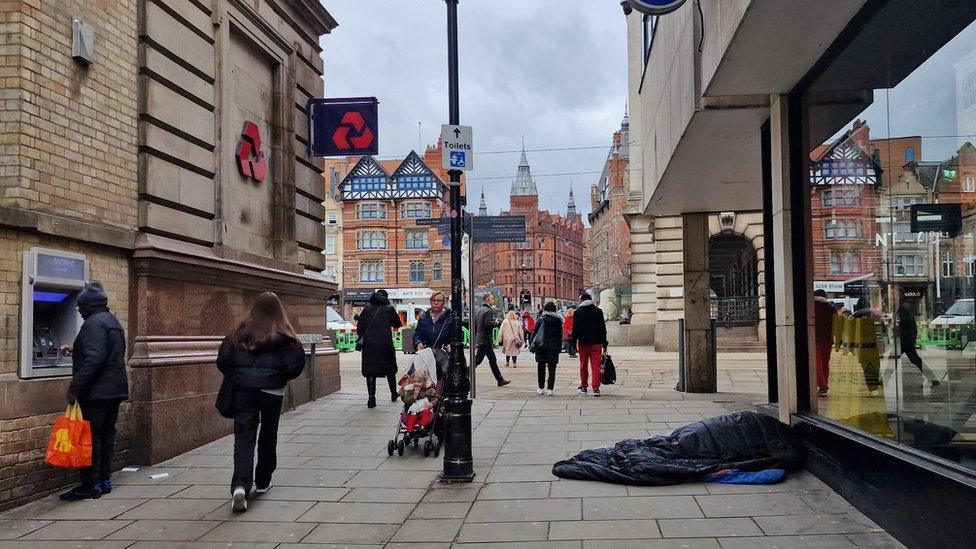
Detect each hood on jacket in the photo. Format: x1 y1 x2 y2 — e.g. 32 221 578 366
370 291 390 306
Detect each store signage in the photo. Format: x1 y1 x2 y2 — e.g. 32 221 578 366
440 124 474 172
910 203 961 237
308 97 379 157
236 121 267 182
902 289 925 299
627 0 687 15
386 288 433 301
813 281 845 293
342 288 377 301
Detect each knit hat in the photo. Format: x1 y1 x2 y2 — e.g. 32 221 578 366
579 289 592 302
77 281 108 307
376 289 389 298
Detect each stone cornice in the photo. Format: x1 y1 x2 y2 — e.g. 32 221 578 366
0 205 136 250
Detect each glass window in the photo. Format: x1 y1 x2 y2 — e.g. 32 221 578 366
965 176 975 192
402 202 432 219
360 261 384 283
942 250 954 277
405 230 428 250
905 146 916 164
325 235 335 254
409 261 425 282
357 230 387 250
357 203 387 219
324 265 335 279
433 261 443 282
327 212 338 225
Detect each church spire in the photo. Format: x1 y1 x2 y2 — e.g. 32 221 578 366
511 141 538 196
478 188 488 216
566 188 578 222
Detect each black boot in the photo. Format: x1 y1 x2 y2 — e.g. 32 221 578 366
367 396 376 408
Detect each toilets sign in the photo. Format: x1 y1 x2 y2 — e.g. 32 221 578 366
441 124 474 173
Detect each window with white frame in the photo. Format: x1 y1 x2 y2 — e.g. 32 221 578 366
943 250 955 277
409 261 425 282
967 256 976 277
357 203 387 219
829 251 862 274
357 230 386 250
894 254 924 276
405 230 428 250
325 235 335 254
433 261 443 281
892 222 917 243
327 212 338 225
360 261 384 283
824 219 860 239
402 202 432 219
324 266 335 279
965 176 975 192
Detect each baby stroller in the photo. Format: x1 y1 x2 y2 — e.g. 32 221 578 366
388 347 447 458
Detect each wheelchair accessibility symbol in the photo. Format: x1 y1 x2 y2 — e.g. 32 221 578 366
450 151 467 168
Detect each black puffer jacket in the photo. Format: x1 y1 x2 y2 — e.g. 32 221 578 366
217 334 306 390
532 312 563 365
570 300 608 347
357 292 402 377
69 309 129 401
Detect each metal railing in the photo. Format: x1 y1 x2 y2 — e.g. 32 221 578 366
710 296 760 327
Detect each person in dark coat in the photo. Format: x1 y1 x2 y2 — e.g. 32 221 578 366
571 289 608 397
474 294 510 386
217 292 305 513
813 289 835 396
532 302 563 396
897 299 940 387
413 291 453 350
358 290 402 408
59 282 129 501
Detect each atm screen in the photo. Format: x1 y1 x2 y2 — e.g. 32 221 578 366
33 291 70 303
37 254 85 280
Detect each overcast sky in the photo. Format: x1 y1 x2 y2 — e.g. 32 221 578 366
318 0 628 223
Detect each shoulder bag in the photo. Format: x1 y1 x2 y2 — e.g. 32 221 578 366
356 306 382 351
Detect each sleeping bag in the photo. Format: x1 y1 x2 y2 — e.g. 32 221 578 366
551 411 803 485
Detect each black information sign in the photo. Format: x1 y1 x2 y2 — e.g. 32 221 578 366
911 203 962 237
473 216 526 243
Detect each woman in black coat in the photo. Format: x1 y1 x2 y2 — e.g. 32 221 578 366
357 289 402 408
532 301 563 396
217 292 306 513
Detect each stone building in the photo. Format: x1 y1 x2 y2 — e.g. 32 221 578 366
0 0 338 510
337 144 458 318
472 149 585 310
587 112 633 316
323 158 349 283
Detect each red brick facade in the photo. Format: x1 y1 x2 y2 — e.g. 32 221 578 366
587 127 632 293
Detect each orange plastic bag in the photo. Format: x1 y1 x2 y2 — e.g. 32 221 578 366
45 403 92 469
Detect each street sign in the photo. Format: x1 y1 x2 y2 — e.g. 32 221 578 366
308 97 379 157
440 124 473 172
472 216 526 243
298 333 324 344
910 203 961 237
627 0 687 15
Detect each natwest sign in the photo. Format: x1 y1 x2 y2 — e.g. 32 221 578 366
236 121 267 182
308 97 379 157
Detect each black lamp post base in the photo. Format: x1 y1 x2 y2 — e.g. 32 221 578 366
439 395 475 483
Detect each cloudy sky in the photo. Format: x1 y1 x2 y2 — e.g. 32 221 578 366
318 0 629 222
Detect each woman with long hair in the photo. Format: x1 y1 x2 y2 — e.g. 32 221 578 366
217 292 306 513
357 289 402 408
499 310 523 367
532 302 563 396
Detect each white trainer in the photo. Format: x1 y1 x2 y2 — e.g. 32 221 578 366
536 388 545 395
231 487 247 512
547 390 554 396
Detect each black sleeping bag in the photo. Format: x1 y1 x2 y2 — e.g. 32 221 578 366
552 411 803 485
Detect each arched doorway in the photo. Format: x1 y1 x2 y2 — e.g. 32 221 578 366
709 234 759 326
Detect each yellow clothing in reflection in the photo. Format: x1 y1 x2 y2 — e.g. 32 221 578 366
824 315 893 438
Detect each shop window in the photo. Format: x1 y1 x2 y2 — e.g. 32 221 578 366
405 230 428 250
360 261 384 283
409 261 425 282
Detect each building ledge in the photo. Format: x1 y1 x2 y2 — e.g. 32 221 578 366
0 205 136 250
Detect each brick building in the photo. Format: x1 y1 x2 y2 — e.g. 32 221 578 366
337 144 461 317
472 149 585 310
587 113 632 314
0 0 338 509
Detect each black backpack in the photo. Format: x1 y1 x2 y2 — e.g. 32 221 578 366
600 354 616 385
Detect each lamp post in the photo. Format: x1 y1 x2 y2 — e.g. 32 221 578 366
440 0 474 483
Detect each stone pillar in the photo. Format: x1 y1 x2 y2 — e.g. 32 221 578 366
653 215 685 350
769 95 815 421
626 213 656 343
682 212 716 392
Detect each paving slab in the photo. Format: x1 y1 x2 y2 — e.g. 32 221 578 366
469 498 582 522
754 513 878 535
105 519 222 541
301 522 399 544
22 519 131 540
696 493 815 517
198 521 315 543
390 518 464 542
549 519 661 540
0 520 51 540
116 498 224 521
659 517 764 538
584 539 721 549
715 534 857 548
457 521 550 543
583 496 703 520
34 499 147 520
297 501 415 523
409 501 472 519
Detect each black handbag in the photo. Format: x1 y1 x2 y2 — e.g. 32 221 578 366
600 354 617 385
215 375 235 418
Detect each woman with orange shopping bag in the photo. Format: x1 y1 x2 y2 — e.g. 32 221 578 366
58 282 129 501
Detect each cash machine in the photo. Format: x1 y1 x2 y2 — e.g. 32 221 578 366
20 248 88 379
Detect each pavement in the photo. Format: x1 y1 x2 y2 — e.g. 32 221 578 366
0 346 905 548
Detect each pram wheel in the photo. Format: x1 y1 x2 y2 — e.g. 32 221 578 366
397 439 405 456
423 439 433 457
413 437 419 448
387 440 395 456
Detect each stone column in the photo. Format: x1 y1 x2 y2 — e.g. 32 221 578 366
653 215 685 350
682 212 716 392
626 213 656 342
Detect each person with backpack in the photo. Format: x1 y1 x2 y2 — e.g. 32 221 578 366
216 292 306 512
58 282 128 501
474 294 510 386
357 289 403 408
570 289 608 397
531 302 563 396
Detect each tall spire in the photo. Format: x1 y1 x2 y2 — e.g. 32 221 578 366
478 188 488 216
566 188 577 222
511 141 538 196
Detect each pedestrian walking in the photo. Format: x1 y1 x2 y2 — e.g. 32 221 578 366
413 291 453 351
533 302 563 396
813 289 835 396
474 294 510 386
521 309 535 347
216 292 306 512
358 289 402 408
563 306 577 357
499 310 523 367
897 299 941 387
58 282 128 501
571 290 608 397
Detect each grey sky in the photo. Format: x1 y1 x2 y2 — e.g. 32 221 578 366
318 0 628 222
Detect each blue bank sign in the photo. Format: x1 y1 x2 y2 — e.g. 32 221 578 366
628 0 686 15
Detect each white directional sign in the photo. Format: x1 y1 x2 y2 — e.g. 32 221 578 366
441 124 474 172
